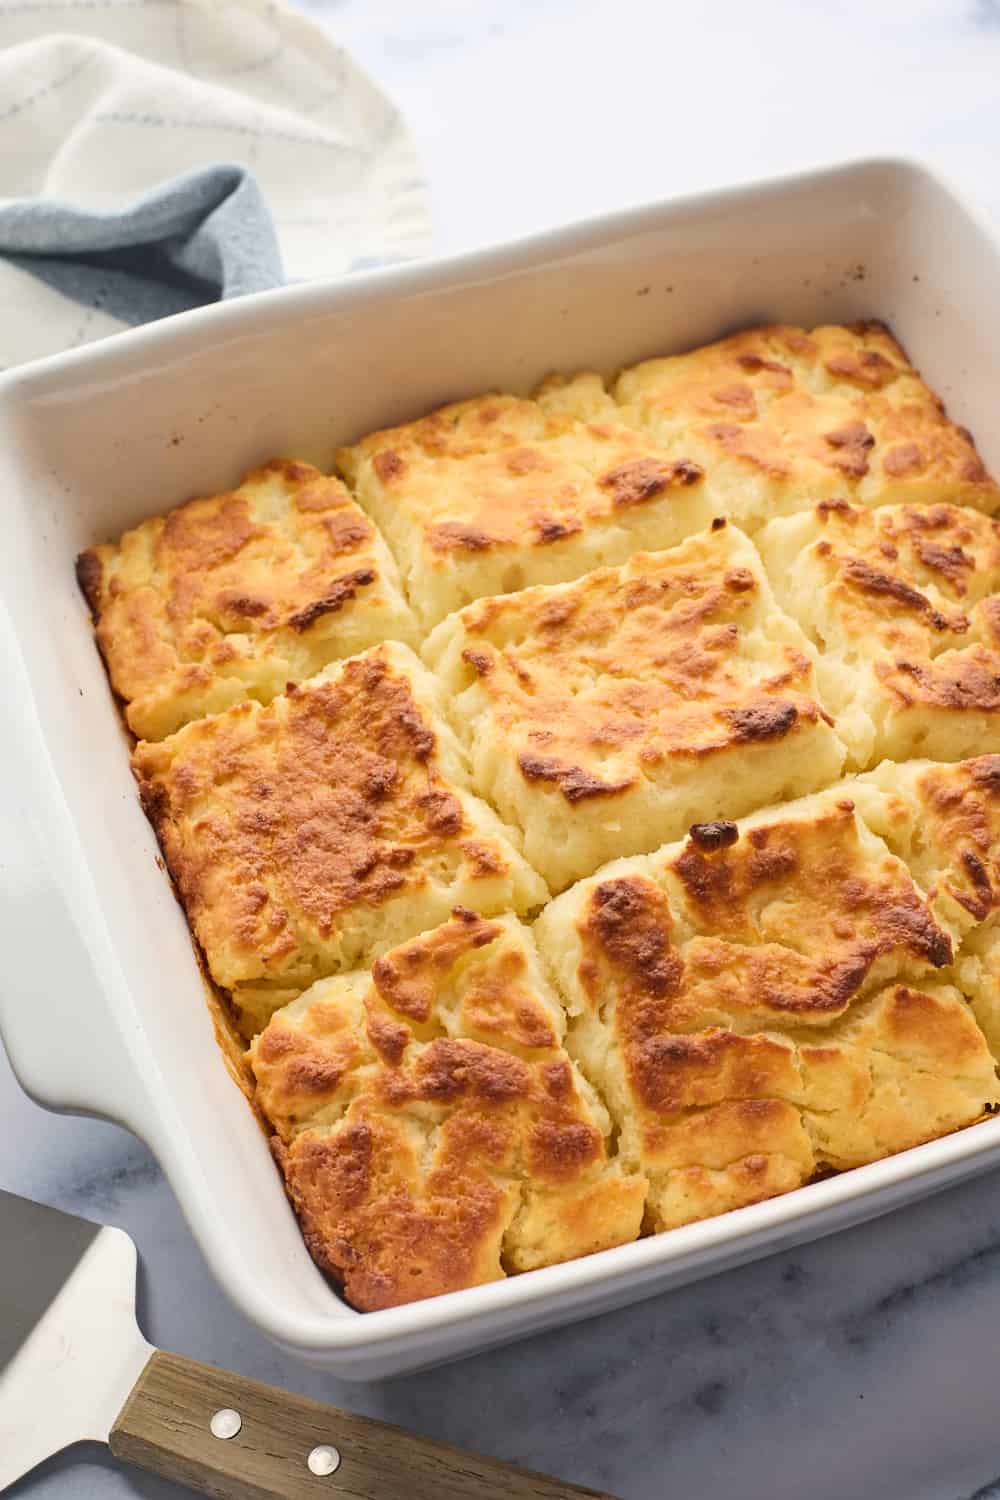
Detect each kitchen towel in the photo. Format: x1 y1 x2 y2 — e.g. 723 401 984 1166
0 0 431 369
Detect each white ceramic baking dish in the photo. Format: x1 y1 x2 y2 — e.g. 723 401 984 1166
3 156 1000 1379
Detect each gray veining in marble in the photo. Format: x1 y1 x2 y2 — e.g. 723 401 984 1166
8 2 1000 1496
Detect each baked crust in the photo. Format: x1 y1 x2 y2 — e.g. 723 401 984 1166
758 500 1000 766
852 756 1000 1062
535 785 998 1231
336 384 716 628
425 521 845 889
78 460 416 740
132 642 546 1035
249 910 645 1309
615 322 999 530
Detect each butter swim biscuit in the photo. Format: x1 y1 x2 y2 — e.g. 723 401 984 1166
132 642 546 1036
425 521 845 890
250 910 645 1310
78 459 416 740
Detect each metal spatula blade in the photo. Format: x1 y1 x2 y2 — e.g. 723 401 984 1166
0 1189 613 1499
0 1189 152 1490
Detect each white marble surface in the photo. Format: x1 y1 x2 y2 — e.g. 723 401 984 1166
9 2 1000 1497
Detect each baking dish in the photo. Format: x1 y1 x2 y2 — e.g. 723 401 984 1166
3 156 1000 1378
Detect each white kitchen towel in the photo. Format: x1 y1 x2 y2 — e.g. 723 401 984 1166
0 0 431 369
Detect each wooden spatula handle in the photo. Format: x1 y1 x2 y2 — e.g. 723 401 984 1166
110 1350 615 1500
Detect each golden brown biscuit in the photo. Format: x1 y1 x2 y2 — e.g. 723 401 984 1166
852 756 1000 1061
132 642 547 1036
425 521 845 890
615 322 999 530
758 501 1000 767
853 756 1000 940
336 383 716 628
78 460 416 740
249 909 646 1310
536 787 997 1232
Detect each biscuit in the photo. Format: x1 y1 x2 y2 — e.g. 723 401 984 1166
535 787 997 1232
614 322 999 531
336 383 716 628
425 521 846 889
78 460 416 740
249 909 646 1310
132 642 547 1035
758 500 1000 767
852 756 1000 1058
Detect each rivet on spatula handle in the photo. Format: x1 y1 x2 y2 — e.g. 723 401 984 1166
109 1349 618 1500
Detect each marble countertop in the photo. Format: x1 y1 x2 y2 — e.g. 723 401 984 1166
9 2 1000 1497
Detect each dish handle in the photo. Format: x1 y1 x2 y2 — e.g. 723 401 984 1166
0 597 152 1135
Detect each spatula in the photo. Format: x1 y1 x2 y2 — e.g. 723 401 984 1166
0 1190 614 1499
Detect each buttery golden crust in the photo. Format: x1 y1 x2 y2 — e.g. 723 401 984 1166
249 910 645 1310
853 756 1000 937
615 323 999 530
758 501 1000 767
336 383 716 628
535 787 997 1232
132 643 546 1035
853 756 1000 1061
425 522 845 889
78 460 416 740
